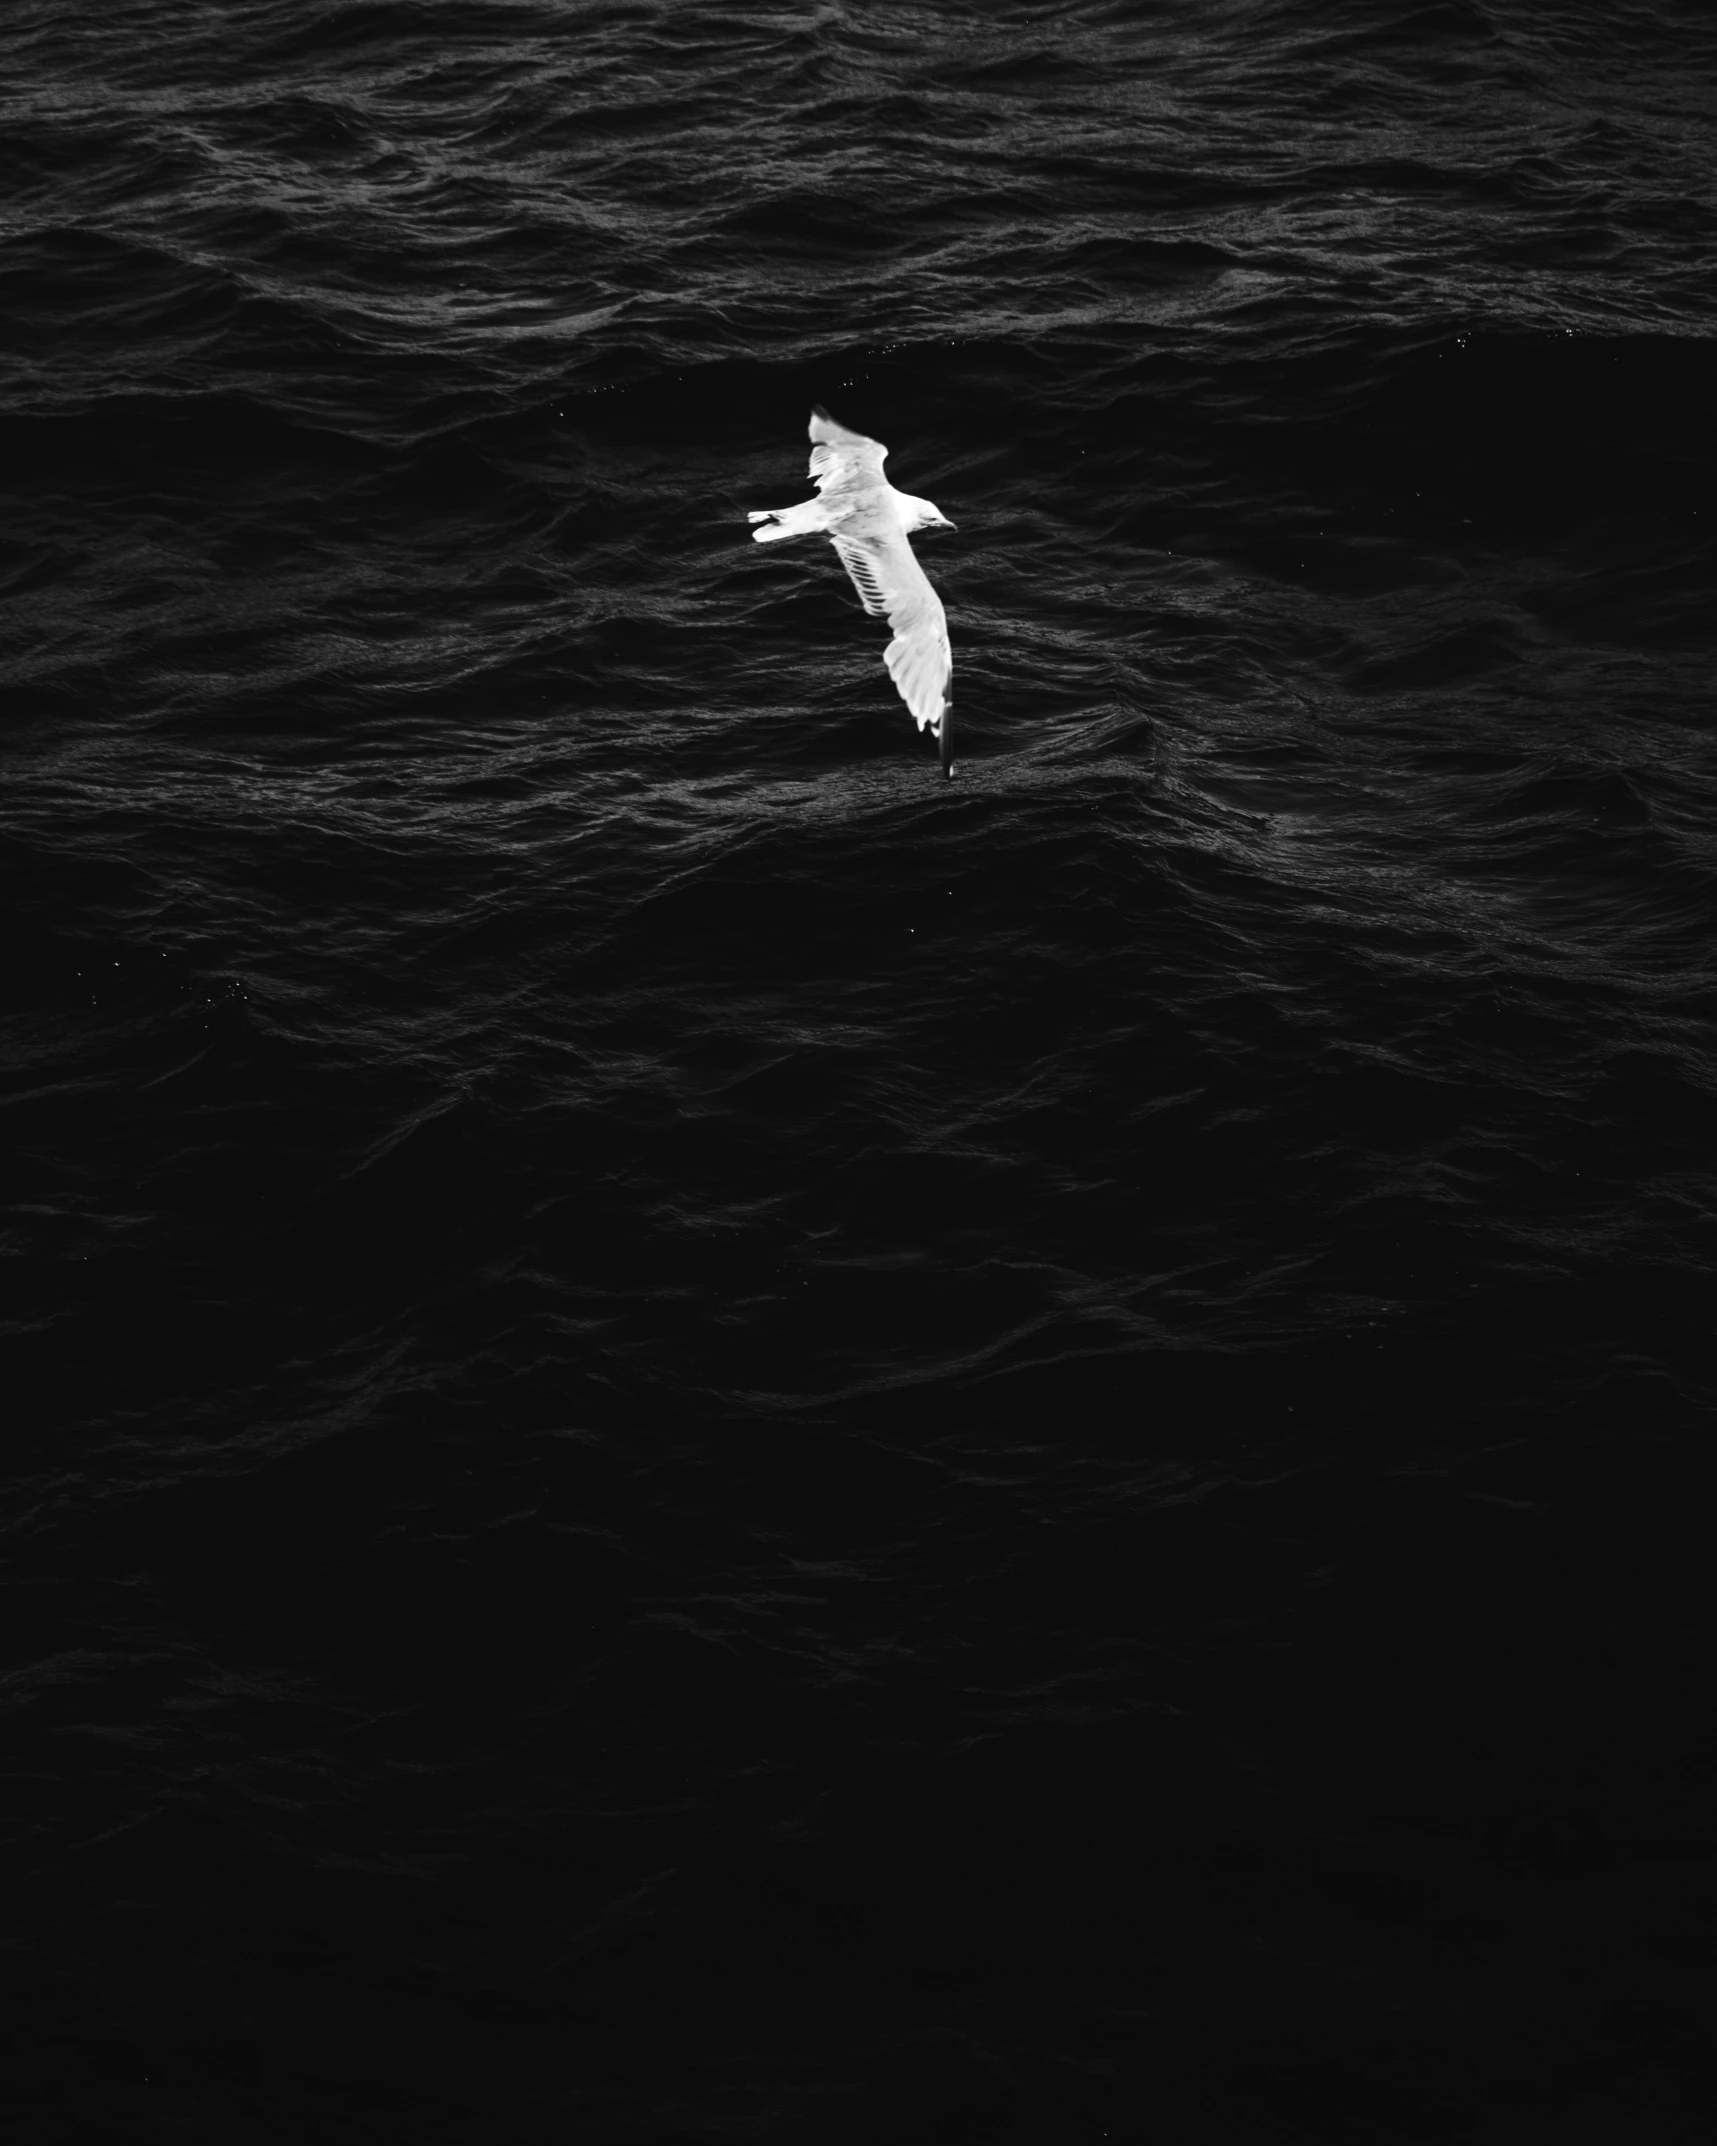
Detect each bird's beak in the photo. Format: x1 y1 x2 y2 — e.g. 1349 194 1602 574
939 519 958 533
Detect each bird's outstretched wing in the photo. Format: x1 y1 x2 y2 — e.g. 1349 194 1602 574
808 405 888 500
831 530 951 735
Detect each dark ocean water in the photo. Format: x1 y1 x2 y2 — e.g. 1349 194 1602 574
4 1 1716 2139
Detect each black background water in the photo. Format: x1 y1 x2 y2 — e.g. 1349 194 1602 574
4 2 1716 2139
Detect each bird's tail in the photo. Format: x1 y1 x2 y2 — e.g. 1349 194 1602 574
936 698 954 779
748 502 829 543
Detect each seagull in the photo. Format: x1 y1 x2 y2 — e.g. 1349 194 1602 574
748 406 957 777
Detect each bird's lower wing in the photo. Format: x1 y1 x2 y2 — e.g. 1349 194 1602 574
830 535 894 619
831 532 951 736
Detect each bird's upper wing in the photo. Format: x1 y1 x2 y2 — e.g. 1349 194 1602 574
831 529 951 734
808 406 888 499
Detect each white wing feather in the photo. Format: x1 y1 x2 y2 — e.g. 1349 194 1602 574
808 409 888 499
831 531 951 734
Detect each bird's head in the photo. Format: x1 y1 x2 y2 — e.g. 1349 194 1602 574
904 495 957 535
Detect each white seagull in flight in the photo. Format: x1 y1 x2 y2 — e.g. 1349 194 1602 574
749 406 957 777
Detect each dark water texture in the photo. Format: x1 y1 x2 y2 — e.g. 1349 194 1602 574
4 1 1716 2140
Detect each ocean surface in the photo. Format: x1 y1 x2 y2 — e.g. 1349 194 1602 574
4 2 1716 2139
